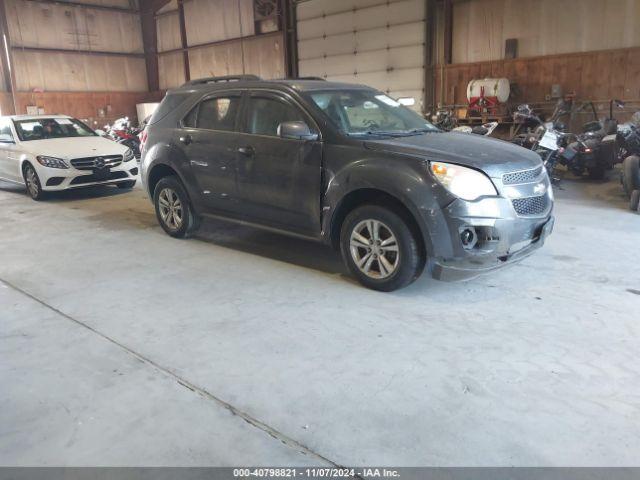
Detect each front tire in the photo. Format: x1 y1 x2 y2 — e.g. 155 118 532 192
153 176 200 238
340 205 424 292
23 163 45 200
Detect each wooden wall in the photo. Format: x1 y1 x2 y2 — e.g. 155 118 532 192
5 0 143 53
155 0 283 89
435 47 640 114
4 0 147 92
0 91 162 125
452 0 640 64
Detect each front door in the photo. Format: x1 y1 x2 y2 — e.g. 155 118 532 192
235 92 323 235
0 118 20 182
176 92 243 213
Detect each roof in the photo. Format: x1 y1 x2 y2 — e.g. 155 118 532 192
169 76 373 95
4 114 73 121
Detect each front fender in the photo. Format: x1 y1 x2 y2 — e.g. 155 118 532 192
322 151 451 256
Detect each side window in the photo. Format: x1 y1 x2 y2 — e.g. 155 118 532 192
182 105 198 128
246 97 305 137
197 96 240 131
0 120 14 142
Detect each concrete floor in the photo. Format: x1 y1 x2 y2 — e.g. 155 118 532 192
1 170 639 467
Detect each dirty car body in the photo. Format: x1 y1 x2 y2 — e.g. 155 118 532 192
141 76 554 290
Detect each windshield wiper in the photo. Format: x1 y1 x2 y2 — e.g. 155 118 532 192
349 130 425 138
407 127 437 134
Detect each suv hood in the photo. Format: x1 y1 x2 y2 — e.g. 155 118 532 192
364 131 542 178
21 136 127 160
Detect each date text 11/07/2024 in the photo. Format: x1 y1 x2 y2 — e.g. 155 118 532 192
232 468 400 478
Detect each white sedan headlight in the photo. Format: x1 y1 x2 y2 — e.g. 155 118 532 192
36 156 69 169
430 161 497 201
123 149 135 162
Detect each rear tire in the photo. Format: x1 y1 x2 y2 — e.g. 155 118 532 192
630 190 640 212
23 163 45 201
340 204 424 292
623 156 640 195
116 180 136 189
153 176 200 238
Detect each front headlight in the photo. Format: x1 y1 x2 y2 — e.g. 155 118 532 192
36 156 68 169
123 149 135 162
430 161 497 201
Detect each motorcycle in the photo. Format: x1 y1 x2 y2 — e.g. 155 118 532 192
452 121 499 136
104 117 142 161
561 99 625 179
510 103 570 181
431 108 498 137
431 108 458 131
618 112 640 211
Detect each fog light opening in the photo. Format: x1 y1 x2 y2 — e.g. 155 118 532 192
460 227 478 250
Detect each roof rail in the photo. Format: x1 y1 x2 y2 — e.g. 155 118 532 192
182 75 262 86
295 76 326 81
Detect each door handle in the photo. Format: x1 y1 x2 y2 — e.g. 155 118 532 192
179 134 192 145
237 146 254 156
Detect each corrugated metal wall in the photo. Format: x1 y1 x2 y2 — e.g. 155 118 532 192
296 0 426 111
5 0 147 92
156 0 284 90
452 0 640 64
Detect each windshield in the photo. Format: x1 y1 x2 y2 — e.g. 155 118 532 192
13 118 97 141
306 90 437 136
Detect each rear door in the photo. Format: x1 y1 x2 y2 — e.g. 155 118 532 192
235 91 323 235
176 91 243 213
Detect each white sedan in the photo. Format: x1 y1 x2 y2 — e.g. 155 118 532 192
0 115 137 200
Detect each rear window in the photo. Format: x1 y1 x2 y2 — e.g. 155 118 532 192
148 92 190 125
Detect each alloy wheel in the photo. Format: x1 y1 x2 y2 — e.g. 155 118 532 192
349 219 400 279
25 166 40 198
158 188 183 230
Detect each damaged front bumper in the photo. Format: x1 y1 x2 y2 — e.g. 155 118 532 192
427 191 554 281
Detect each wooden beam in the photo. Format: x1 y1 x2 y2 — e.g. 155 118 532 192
282 0 298 78
443 0 453 65
158 30 283 56
23 0 138 14
0 0 17 114
177 0 190 82
141 0 172 14
139 0 170 92
11 45 145 57
423 0 436 114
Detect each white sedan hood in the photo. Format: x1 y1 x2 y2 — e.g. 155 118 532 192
22 136 128 160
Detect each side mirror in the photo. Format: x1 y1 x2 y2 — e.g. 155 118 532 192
278 121 318 141
94 129 106 136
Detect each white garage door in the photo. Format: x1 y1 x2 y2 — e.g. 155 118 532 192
296 0 426 112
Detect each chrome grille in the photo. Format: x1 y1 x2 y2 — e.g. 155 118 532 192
71 155 122 170
502 166 543 185
512 195 549 216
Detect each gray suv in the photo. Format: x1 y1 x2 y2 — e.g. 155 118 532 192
141 75 554 291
